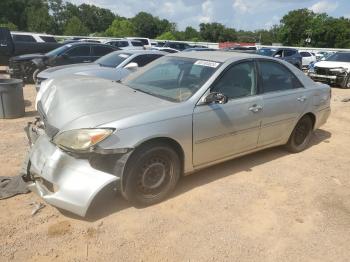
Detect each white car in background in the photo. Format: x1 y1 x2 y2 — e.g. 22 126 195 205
105 39 144 50
299 51 317 69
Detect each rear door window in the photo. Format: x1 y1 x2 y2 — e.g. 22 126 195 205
284 49 296 57
131 41 143 47
92 45 115 56
258 60 303 93
65 45 91 57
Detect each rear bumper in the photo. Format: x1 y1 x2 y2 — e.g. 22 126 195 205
25 134 119 217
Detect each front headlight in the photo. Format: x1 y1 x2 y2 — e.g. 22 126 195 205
53 128 114 152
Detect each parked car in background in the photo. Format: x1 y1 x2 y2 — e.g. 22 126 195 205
183 48 216 52
163 41 192 51
126 37 152 48
299 51 317 69
0 27 62 65
24 51 330 216
257 47 302 69
35 50 166 90
105 39 144 50
7 42 118 83
224 46 257 53
151 47 179 53
308 52 350 88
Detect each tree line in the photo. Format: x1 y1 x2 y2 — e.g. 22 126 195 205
1 0 350 48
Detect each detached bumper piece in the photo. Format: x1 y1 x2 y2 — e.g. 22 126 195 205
26 134 119 217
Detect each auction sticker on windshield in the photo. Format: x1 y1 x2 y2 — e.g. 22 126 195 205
194 60 220 68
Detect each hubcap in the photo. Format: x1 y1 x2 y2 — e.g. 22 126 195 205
141 163 166 189
137 156 171 195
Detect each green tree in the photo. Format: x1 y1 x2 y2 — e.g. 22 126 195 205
26 5 53 33
157 31 176 40
132 12 159 38
184 26 200 41
279 8 315 46
105 19 135 37
0 22 18 31
64 16 89 36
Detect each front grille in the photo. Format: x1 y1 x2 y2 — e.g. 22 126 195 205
315 67 344 76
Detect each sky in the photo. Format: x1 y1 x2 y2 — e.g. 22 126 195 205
68 0 350 31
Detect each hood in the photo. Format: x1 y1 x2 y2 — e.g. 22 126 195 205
40 75 175 131
38 63 99 79
314 60 350 71
10 53 46 62
75 67 131 81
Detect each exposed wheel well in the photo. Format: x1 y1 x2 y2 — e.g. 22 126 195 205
134 137 185 173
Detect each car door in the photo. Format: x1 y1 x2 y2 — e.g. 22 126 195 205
257 59 308 146
193 60 263 167
59 44 91 65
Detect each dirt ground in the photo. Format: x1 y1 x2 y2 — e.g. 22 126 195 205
0 83 350 262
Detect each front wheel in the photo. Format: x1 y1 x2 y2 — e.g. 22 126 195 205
122 143 181 206
286 116 313 153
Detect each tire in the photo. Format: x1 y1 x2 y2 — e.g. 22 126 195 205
122 142 181 206
286 116 313 153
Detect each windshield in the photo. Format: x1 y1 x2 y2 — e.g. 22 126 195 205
123 56 221 102
257 48 276 56
46 44 71 56
95 52 131 67
326 52 350 62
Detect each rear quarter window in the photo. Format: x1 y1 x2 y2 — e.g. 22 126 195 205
40 36 57 43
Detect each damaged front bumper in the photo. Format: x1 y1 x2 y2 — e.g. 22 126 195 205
308 72 347 86
24 124 120 217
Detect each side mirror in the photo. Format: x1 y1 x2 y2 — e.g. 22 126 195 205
205 92 228 104
124 62 138 70
60 53 68 59
274 54 281 58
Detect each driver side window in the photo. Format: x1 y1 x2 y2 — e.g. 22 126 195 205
211 61 257 99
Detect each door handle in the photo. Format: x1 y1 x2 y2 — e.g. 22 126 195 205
249 104 263 113
297 96 307 102
0 44 7 47
83 60 90 63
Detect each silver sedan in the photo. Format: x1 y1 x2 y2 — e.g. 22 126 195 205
24 51 331 216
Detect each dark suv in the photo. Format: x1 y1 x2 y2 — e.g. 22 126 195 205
8 42 118 83
257 47 302 69
162 41 192 51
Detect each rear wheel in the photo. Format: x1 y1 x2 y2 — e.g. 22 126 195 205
122 142 181 206
286 116 313 153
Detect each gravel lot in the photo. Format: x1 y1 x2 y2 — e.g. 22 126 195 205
0 84 350 262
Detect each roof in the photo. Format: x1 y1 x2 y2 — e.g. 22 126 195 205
169 51 261 63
